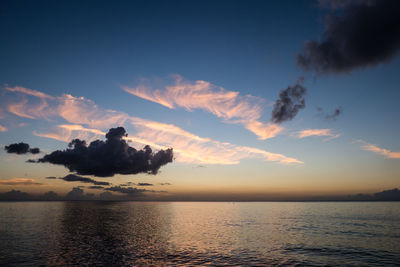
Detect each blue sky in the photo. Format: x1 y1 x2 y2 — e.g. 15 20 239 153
0 0 399 199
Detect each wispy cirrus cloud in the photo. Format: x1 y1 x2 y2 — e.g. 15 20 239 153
0 124 7 132
123 76 282 140
2 85 302 165
5 86 128 129
296 129 340 140
0 178 43 186
356 140 400 159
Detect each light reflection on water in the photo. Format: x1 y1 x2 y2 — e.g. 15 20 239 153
1 202 399 266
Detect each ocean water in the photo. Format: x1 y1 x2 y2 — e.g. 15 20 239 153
0 202 399 266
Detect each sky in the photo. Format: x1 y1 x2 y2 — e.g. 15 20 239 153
0 0 400 200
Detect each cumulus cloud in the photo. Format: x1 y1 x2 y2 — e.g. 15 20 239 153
296 129 340 140
123 76 282 140
36 127 174 177
297 0 400 73
271 78 307 123
3 85 301 165
60 174 110 186
4 142 40 154
356 140 400 159
0 178 43 186
65 187 85 200
317 107 343 121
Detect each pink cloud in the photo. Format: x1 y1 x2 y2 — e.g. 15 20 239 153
0 124 7 132
296 128 340 140
357 140 400 159
123 76 282 140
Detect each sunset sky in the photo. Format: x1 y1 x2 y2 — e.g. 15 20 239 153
1 0 399 200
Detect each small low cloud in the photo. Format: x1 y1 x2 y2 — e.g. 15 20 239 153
159 182 172 186
317 107 343 121
36 127 174 177
4 142 40 154
45 176 57 179
271 78 307 123
88 186 105 189
0 178 43 186
296 129 340 140
60 174 110 186
136 183 153 186
297 0 400 74
356 140 400 159
65 187 94 200
0 124 7 132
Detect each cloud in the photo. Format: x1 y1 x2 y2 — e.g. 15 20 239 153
136 183 153 186
3 86 301 165
123 76 282 140
374 188 400 200
357 140 400 159
36 127 174 177
0 190 32 200
33 124 104 144
65 187 85 200
0 124 7 132
60 174 111 186
296 129 340 140
0 178 43 186
105 186 146 195
42 191 60 200
317 107 343 121
127 118 302 164
45 176 57 179
4 142 40 154
297 0 400 73
159 182 172 186
88 186 105 189
4 86 128 129
271 78 307 123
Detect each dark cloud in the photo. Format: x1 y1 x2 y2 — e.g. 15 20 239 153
64 187 94 200
297 0 400 74
36 127 174 177
42 191 60 201
105 186 146 195
4 142 40 154
271 78 307 123
159 182 172 186
45 176 57 179
0 190 32 200
98 191 116 200
317 107 343 120
88 186 105 189
60 174 110 186
374 188 400 201
137 183 153 186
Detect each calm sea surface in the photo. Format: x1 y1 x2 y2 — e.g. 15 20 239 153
0 202 399 266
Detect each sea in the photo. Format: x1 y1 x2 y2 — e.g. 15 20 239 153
0 201 399 266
